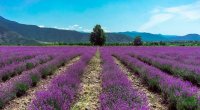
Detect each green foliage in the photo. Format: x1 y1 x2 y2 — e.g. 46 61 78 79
148 78 161 92
14 67 23 75
0 100 3 109
144 41 200 46
41 65 56 78
31 75 40 86
133 36 143 46
159 64 174 75
158 63 200 86
41 68 50 79
2 75 9 82
176 96 198 110
16 83 29 97
47 99 61 110
26 62 34 69
39 41 200 46
184 73 200 86
90 24 106 46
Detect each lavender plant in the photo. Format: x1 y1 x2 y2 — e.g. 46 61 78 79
0 47 86 109
29 49 95 110
114 53 200 110
100 48 149 110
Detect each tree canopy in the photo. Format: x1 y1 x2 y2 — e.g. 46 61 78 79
90 24 106 46
134 36 143 46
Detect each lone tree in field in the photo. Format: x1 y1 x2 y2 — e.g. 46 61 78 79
90 24 106 46
133 36 143 46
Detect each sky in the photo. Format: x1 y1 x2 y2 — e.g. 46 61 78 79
0 0 200 35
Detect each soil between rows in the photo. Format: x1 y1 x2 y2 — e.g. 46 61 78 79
71 50 102 110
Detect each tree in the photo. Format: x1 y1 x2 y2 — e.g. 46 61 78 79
133 36 143 46
90 24 106 46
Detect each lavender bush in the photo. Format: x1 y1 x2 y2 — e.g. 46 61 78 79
0 55 52 82
0 46 88 109
132 53 200 86
113 52 200 110
29 48 95 110
100 48 149 110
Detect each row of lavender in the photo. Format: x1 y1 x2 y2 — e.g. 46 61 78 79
0 46 87 108
144 47 200 66
0 47 74 84
132 52 200 87
128 47 200 87
108 47 200 110
0 54 53 82
100 48 149 110
0 47 46 68
29 48 96 110
1 46 200 110
0 51 36 68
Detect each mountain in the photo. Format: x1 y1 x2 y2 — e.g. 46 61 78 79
106 33 133 43
0 26 40 45
119 31 169 41
0 16 200 45
0 16 132 44
170 34 200 41
119 31 200 42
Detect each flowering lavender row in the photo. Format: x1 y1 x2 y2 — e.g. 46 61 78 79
0 49 82 109
132 47 200 66
113 52 200 110
0 46 54 67
0 53 38 68
0 46 88 69
29 49 96 110
152 53 200 66
0 53 41 70
0 54 53 82
100 48 149 110
131 53 200 87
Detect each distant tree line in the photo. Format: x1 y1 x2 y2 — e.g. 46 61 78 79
23 40 200 46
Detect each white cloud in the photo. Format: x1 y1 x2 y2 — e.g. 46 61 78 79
139 14 174 31
139 1 200 31
165 1 200 20
83 29 92 32
38 25 45 28
102 27 110 32
38 24 110 33
51 24 92 32
66 24 83 30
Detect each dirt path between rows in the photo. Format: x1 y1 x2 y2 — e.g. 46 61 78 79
113 57 167 110
3 56 80 110
71 50 102 110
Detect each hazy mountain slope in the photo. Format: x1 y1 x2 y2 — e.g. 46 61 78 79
0 16 89 43
120 31 171 41
0 26 40 45
0 16 200 45
119 31 200 41
107 33 133 43
0 16 132 43
170 34 200 41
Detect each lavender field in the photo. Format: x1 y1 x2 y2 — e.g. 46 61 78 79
0 46 200 110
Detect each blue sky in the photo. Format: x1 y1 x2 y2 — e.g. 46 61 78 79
0 0 200 35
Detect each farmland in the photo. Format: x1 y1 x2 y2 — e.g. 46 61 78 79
0 46 199 110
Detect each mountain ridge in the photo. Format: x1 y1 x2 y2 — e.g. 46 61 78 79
0 16 200 45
